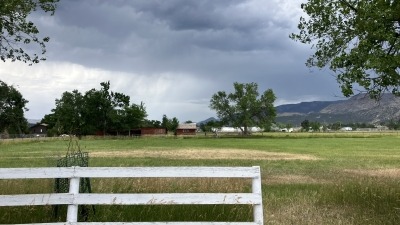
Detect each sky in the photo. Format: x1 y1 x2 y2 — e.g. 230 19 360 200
0 0 344 122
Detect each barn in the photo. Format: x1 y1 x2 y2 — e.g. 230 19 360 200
30 123 48 136
131 128 167 136
176 123 197 135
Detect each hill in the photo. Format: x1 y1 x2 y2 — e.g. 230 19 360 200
275 94 400 125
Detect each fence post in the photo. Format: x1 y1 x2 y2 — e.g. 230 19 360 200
252 166 263 224
66 173 80 222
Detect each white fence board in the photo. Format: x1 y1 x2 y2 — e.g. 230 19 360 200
15 223 259 225
0 193 73 206
0 193 261 206
0 167 259 179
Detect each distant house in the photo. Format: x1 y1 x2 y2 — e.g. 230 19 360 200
176 123 197 135
30 123 48 136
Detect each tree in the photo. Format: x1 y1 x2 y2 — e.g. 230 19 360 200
290 0 400 99
46 81 147 136
199 120 223 132
0 0 58 64
301 119 310 131
83 81 130 135
209 82 276 135
0 80 28 135
143 119 161 128
161 114 180 132
170 117 179 133
122 102 147 136
51 90 85 135
310 121 321 132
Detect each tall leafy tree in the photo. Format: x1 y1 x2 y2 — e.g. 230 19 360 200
161 114 169 129
0 80 28 135
210 82 276 135
0 0 58 64
290 0 400 99
46 81 147 136
123 102 147 135
84 81 130 135
51 90 84 135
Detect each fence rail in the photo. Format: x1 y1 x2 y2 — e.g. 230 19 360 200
0 167 264 225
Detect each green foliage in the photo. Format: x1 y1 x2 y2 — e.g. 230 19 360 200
143 119 162 128
210 82 276 135
386 119 400 130
0 80 28 134
326 122 377 130
161 114 179 132
291 0 400 99
0 0 58 64
300 119 310 131
43 81 147 136
199 120 223 132
84 81 131 135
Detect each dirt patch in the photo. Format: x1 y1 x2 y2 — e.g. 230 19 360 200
90 149 319 161
344 168 400 178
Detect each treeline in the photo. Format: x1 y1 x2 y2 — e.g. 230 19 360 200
42 81 182 136
1 79 182 137
42 81 147 136
285 120 395 132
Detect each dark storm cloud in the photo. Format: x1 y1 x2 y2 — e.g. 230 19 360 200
42 0 295 68
17 0 344 121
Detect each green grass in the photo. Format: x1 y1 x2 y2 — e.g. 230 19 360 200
1 133 400 224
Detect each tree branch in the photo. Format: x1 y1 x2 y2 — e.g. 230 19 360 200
340 0 358 13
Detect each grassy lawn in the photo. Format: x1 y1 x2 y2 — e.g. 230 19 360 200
0 133 399 224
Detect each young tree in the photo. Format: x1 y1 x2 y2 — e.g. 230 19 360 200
161 114 179 132
0 80 28 135
291 0 400 99
0 0 58 64
123 102 147 136
310 121 321 132
51 90 84 135
210 82 276 135
301 119 310 131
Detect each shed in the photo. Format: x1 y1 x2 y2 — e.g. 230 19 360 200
30 123 48 135
131 128 167 136
176 123 197 135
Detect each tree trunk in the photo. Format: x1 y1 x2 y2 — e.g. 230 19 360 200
244 126 248 135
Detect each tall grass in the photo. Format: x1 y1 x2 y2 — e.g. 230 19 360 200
1 133 399 224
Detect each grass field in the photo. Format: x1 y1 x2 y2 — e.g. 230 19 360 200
0 133 399 224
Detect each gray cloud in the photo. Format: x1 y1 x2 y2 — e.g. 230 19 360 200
4 0 344 122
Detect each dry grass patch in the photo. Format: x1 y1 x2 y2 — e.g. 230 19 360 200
266 175 323 184
344 168 400 178
90 149 319 161
266 197 356 225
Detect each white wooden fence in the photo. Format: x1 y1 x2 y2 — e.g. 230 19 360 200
0 166 264 225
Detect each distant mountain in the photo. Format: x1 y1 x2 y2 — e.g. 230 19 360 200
276 94 400 125
197 117 219 125
276 101 340 115
27 119 41 124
